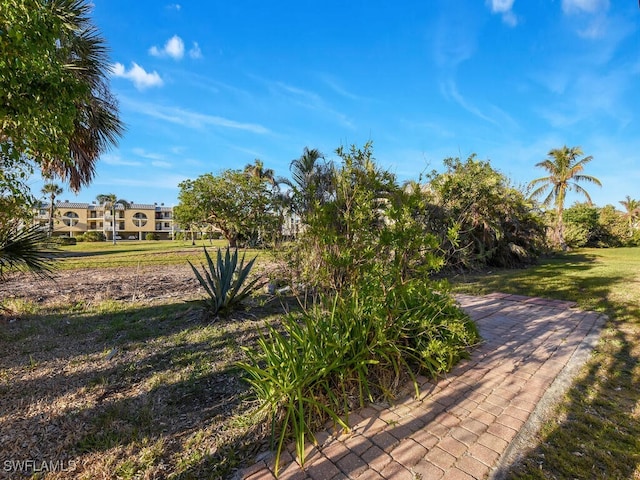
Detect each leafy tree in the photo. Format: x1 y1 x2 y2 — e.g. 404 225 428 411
528 146 602 249
1 0 123 199
41 183 63 237
96 194 129 245
427 156 545 270
562 203 600 248
1 0 122 276
176 170 278 248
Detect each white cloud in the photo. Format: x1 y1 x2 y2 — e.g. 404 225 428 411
110 62 163 90
166 3 181 11
121 97 270 134
133 148 165 161
562 0 609 15
189 42 203 59
268 80 355 129
151 160 173 169
149 35 185 60
101 154 143 167
487 0 518 26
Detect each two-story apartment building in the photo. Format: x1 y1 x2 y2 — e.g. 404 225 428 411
36 201 174 240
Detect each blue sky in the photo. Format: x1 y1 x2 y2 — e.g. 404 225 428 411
33 0 639 208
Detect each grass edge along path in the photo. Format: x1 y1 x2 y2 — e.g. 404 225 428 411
449 247 640 479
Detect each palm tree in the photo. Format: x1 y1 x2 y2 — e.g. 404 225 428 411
96 194 130 244
619 195 640 235
243 159 276 186
40 0 124 192
287 147 334 221
529 146 602 249
41 182 63 237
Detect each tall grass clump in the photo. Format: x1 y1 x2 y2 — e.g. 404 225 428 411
239 280 478 472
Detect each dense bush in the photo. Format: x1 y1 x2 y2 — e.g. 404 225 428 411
426 156 546 269
290 143 443 293
145 233 159 241
81 231 106 242
563 203 633 248
53 236 76 246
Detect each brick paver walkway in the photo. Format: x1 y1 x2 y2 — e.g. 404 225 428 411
241 293 606 480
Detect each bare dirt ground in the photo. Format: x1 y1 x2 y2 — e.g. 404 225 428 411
1 264 202 307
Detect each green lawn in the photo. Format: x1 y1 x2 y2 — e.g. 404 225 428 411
54 239 270 270
450 247 640 479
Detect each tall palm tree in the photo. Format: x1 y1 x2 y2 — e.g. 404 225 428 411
529 145 602 249
41 182 63 237
243 159 276 186
619 195 640 234
96 194 129 244
40 0 124 192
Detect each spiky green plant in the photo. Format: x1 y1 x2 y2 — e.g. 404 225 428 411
0 221 56 281
188 247 262 317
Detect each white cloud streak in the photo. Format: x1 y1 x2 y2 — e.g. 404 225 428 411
111 62 163 90
121 98 270 134
562 0 609 15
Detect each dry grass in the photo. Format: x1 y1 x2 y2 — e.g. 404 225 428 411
0 252 288 479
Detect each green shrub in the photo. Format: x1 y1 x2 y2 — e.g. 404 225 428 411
75 234 85 242
145 232 159 241
82 231 106 242
239 280 478 473
54 236 76 246
188 247 262 318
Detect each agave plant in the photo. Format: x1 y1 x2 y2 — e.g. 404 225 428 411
188 247 262 317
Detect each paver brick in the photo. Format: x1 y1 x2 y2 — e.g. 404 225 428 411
425 446 456 470
412 459 445 479
389 439 427 468
468 442 501 467
306 458 343 480
379 460 412 479
437 435 468 457
477 432 509 453
360 444 392 473
456 454 491 479
336 452 368 478
370 431 400 453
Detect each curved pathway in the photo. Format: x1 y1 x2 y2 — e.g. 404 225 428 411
241 293 606 480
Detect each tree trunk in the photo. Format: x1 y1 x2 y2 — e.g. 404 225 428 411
48 195 55 237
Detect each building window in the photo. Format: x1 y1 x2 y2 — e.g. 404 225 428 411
62 211 79 227
133 212 148 227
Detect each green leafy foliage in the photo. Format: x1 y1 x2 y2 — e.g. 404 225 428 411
290 142 443 293
82 231 106 242
427 155 546 269
238 279 478 473
188 247 262 318
176 170 279 248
